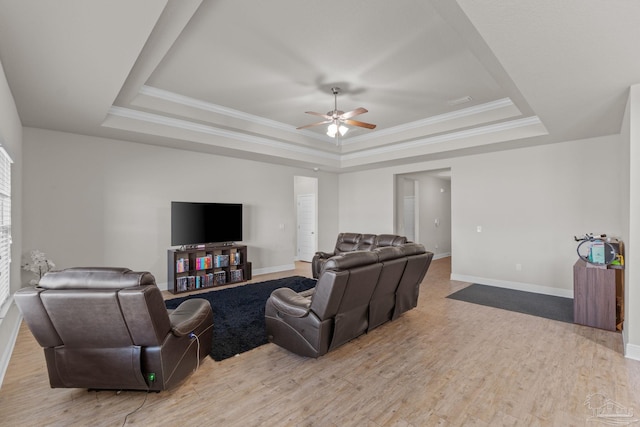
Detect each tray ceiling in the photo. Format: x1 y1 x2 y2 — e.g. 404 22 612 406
1 0 638 172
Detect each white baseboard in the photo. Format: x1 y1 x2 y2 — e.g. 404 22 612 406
0 299 22 389
253 263 296 277
624 340 640 361
433 253 451 260
449 273 573 298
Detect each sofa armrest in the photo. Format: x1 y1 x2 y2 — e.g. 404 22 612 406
269 288 311 318
169 299 213 337
299 287 315 298
314 251 335 259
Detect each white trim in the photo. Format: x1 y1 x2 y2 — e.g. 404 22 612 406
624 336 640 361
344 98 516 144
139 85 332 143
252 264 296 277
140 85 291 129
342 116 544 161
108 106 544 166
139 86 518 146
107 106 341 161
0 299 21 388
433 252 451 260
449 273 573 298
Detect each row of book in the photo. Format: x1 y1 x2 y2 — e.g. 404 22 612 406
176 271 225 292
230 252 241 265
175 257 190 273
196 255 213 270
176 253 242 273
212 254 241 267
175 269 244 292
214 254 240 267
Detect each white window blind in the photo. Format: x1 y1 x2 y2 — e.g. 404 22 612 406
0 147 11 310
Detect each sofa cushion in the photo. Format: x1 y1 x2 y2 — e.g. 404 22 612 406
375 234 408 247
355 234 376 251
322 251 379 272
374 246 404 262
335 232 362 253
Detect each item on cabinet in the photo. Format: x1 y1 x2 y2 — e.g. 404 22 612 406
167 244 250 294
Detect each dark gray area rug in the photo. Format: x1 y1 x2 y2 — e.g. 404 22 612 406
447 284 574 323
165 275 317 361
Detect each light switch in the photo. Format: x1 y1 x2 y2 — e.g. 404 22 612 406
477 226 482 233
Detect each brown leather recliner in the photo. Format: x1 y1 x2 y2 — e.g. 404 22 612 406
266 243 433 358
311 233 408 278
14 267 213 391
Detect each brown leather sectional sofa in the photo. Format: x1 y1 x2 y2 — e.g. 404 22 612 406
311 232 408 278
266 240 433 357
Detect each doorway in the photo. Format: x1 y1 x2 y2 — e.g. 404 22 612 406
294 176 318 262
395 169 451 259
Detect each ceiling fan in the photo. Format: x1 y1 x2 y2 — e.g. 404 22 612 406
297 87 376 140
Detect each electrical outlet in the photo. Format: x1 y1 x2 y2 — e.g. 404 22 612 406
516 263 522 271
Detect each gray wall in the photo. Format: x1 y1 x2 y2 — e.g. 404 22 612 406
22 127 339 288
339 129 640 357
0 58 23 386
340 134 623 297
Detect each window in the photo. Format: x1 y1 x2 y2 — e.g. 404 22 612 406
0 147 11 310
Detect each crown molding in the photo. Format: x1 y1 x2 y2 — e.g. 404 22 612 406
107 105 544 167
106 106 340 160
138 85 519 146
138 85 332 143
341 116 545 161
343 97 516 145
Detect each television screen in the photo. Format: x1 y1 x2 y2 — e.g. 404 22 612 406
171 202 243 246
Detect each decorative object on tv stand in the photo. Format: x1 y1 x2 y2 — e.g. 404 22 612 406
21 250 55 285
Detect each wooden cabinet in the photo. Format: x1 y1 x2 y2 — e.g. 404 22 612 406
167 244 251 294
573 259 623 331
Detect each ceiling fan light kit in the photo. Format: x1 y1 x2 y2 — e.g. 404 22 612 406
297 87 376 143
327 123 348 138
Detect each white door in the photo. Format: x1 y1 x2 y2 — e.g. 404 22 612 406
297 194 316 262
403 196 416 242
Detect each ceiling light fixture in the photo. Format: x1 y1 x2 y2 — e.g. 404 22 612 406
327 122 348 138
297 87 376 145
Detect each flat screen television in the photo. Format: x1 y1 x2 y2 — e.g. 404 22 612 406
171 202 243 246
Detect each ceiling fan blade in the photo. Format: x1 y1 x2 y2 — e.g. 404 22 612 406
296 120 332 130
344 119 376 129
305 111 332 120
340 107 368 120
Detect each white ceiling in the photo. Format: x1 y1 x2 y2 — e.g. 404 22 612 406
0 0 639 172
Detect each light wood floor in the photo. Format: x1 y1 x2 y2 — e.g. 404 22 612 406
1 258 639 426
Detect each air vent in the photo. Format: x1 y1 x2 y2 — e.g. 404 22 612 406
447 96 473 106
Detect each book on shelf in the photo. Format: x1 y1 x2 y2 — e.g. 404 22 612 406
230 252 241 265
214 270 226 285
176 257 189 273
177 275 199 292
230 269 243 282
195 254 213 270
214 254 229 268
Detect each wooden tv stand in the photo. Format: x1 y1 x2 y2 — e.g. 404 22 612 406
167 244 251 294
